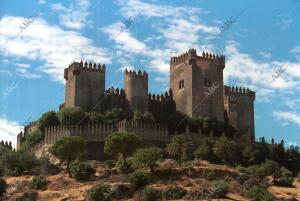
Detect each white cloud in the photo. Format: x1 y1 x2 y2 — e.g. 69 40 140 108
37 0 46 4
0 16 110 83
0 117 22 148
51 0 91 30
16 68 41 79
273 111 300 126
291 46 300 54
223 41 300 101
16 63 30 68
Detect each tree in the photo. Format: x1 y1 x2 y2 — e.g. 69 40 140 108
285 146 300 175
87 112 104 123
142 112 155 123
132 147 163 173
58 106 87 125
105 108 124 123
50 136 86 177
260 160 280 183
166 134 189 167
104 132 141 165
213 136 235 162
38 110 59 131
194 142 213 161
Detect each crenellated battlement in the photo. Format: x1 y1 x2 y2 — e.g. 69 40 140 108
0 140 13 151
105 87 126 96
148 89 173 102
64 61 105 80
170 48 225 68
125 69 148 79
224 85 255 100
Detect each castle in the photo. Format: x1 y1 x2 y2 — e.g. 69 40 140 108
17 49 255 160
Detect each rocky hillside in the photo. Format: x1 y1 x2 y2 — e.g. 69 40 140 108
4 160 300 201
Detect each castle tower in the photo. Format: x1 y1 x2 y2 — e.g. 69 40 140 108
170 49 225 121
224 86 255 143
64 61 105 111
124 69 148 112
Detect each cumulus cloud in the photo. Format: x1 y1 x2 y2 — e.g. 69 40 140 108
0 116 22 148
51 0 91 30
273 111 300 126
0 16 110 83
223 41 300 101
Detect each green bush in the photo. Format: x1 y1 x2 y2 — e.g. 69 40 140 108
131 147 163 173
162 186 187 199
20 129 44 150
87 183 113 201
0 151 39 176
194 142 213 161
246 186 275 201
141 186 161 201
116 155 134 174
204 171 219 181
39 157 60 175
38 110 59 131
105 160 116 169
28 175 47 190
70 161 95 182
212 180 230 198
0 178 6 197
297 172 300 180
129 171 149 191
58 106 87 125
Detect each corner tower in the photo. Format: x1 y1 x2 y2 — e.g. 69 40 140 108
224 86 255 143
124 69 148 112
170 49 225 121
64 61 105 111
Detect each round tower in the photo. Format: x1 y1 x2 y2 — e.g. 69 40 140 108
124 69 148 112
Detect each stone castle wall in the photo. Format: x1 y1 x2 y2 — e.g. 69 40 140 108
224 86 255 143
28 120 169 160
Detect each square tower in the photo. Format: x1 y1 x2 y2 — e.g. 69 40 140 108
170 49 225 122
64 61 105 111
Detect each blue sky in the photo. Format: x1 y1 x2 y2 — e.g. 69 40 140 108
1 0 300 148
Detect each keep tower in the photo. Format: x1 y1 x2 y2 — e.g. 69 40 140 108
124 69 148 112
170 49 225 122
64 61 105 111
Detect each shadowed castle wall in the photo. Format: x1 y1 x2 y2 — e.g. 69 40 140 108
64 61 105 111
224 86 255 143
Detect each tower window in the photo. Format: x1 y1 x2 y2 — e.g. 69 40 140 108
205 78 212 87
179 79 184 90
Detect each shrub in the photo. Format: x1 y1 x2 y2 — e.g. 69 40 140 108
0 178 6 197
132 147 163 173
116 155 134 174
297 172 300 180
213 136 236 163
104 132 141 166
58 106 87 125
70 161 95 182
51 136 86 177
88 112 105 123
141 186 161 201
212 180 230 198
194 142 213 161
28 175 47 190
166 134 189 167
39 157 60 175
129 171 149 191
38 110 59 131
247 186 275 201
105 160 115 169
203 171 218 181
112 184 132 199
20 129 44 150
87 183 113 201
162 186 187 199
0 151 39 176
